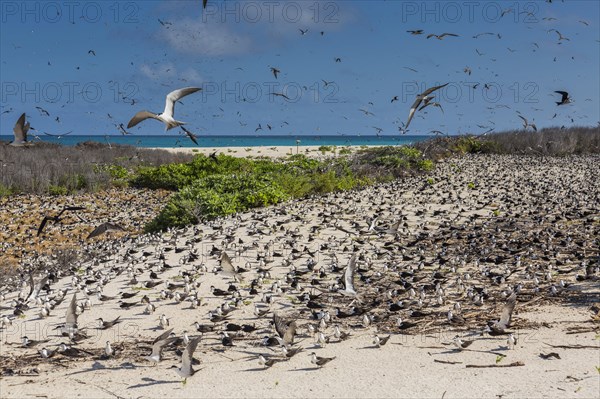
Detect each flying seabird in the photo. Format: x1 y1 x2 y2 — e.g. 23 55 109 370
58 293 78 336
270 67 280 79
426 33 459 40
26 273 49 301
180 126 199 145
487 292 517 335
144 328 176 363
37 206 85 236
555 91 572 106
174 336 202 381
273 313 297 346
127 87 201 130
86 222 125 240
405 83 448 128
220 251 243 282
9 113 30 146
339 254 358 296
270 92 290 101
548 29 570 42
518 115 537 131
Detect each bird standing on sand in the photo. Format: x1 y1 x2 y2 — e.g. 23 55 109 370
453 335 473 350
373 334 391 348
310 352 335 368
507 333 517 349
127 87 201 130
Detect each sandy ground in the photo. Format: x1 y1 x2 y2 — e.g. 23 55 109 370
1 152 599 398
150 145 366 158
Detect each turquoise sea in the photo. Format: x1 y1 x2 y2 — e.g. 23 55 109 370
0 135 429 148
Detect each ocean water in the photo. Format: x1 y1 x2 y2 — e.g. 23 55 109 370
0 135 429 148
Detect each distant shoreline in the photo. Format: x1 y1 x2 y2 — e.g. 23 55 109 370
0 134 427 148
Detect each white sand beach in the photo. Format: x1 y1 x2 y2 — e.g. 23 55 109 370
1 154 598 399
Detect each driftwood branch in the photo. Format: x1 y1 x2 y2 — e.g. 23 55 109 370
434 359 463 365
543 343 599 349
465 361 524 368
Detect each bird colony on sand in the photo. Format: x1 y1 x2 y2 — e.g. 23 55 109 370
1 154 598 381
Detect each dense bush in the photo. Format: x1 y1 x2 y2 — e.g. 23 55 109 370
145 173 290 231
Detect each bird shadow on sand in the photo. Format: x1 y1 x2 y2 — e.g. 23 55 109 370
290 367 320 372
127 377 181 389
242 367 270 372
435 348 507 356
66 361 137 376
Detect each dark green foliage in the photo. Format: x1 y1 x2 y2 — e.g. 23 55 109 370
142 150 430 232
145 173 290 232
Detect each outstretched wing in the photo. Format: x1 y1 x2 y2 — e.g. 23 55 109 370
65 293 78 327
163 87 202 119
220 251 236 277
405 98 422 129
87 222 124 239
343 254 357 295
498 292 517 328
13 113 27 142
273 313 288 338
127 111 159 128
29 274 49 301
422 83 449 97
181 336 202 374
37 216 51 236
180 126 199 145
153 328 174 344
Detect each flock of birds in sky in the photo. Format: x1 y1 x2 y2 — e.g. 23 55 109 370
3 0 595 145
7 83 576 146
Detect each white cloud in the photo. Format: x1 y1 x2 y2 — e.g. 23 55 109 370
157 2 355 57
139 63 203 85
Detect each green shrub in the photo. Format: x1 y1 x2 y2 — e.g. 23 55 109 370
0 183 13 197
146 173 290 232
48 185 68 195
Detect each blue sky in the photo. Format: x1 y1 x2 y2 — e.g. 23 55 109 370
1 0 598 136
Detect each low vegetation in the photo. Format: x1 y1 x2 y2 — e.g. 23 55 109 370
415 126 600 159
0 142 193 195
143 147 433 231
2 126 598 232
